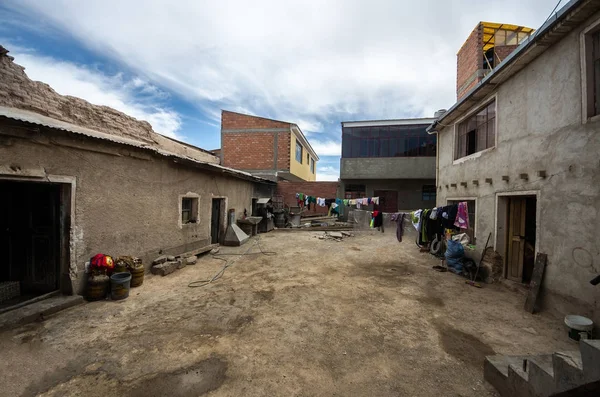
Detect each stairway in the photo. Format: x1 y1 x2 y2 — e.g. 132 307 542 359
484 340 600 396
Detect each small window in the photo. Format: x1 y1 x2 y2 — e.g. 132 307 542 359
345 184 366 199
306 153 310 164
455 100 496 160
310 158 315 174
181 197 198 224
422 185 436 201
295 140 303 163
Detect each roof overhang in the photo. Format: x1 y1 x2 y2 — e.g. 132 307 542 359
428 0 600 134
0 106 276 185
291 125 320 161
342 118 436 128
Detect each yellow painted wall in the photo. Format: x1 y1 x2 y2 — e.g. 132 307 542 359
289 133 316 181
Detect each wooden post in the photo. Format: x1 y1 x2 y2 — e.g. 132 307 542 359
524 253 548 313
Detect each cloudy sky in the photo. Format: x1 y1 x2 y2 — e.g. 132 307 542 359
1 0 560 180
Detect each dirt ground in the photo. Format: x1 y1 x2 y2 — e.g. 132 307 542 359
0 230 576 397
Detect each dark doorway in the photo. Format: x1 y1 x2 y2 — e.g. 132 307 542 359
373 190 398 213
211 198 224 244
0 181 62 308
506 196 537 284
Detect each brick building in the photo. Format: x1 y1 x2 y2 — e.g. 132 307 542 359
456 22 534 100
339 117 437 212
220 111 319 182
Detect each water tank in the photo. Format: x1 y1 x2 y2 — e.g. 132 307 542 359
434 109 447 119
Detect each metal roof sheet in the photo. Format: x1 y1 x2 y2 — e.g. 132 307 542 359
0 106 275 184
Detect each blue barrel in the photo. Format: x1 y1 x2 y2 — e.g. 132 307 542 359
110 272 132 300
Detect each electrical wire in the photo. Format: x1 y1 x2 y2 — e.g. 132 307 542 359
188 235 276 288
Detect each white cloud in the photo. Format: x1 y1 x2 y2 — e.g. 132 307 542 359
311 140 341 157
5 0 556 139
316 166 340 182
9 50 182 138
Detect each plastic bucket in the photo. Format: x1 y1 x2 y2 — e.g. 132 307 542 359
110 272 132 301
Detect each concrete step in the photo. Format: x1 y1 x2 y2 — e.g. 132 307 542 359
580 339 600 384
553 351 585 393
527 355 555 397
484 355 529 396
507 362 536 397
0 295 84 331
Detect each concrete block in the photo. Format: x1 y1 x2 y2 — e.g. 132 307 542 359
553 351 585 393
581 339 600 383
186 256 197 265
0 295 84 331
176 259 186 269
527 355 555 397
153 255 167 265
484 355 529 397
151 261 178 276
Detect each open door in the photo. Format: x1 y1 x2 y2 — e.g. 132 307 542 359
211 198 223 244
506 197 527 282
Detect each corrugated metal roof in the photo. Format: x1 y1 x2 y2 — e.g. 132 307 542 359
0 106 275 184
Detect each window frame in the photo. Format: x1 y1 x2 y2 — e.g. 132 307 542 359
422 185 437 201
179 194 200 227
581 18 600 122
453 97 497 162
295 139 303 163
310 157 315 174
341 124 435 158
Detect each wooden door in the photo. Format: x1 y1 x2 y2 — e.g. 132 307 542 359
373 190 398 213
507 197 527 282
211 199 222 244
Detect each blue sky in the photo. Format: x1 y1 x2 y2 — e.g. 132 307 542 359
0 0 557 180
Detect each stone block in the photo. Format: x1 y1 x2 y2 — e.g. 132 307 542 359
153 255 167 265
167 255 176 261
176 259 186 269
186 256 197 265
210 247 220 254
151 261 178 276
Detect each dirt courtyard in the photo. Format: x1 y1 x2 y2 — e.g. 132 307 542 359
0 230 575 397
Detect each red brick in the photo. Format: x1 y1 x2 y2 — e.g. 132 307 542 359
276 181 339 215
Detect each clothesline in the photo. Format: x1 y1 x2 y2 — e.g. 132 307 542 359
295 192 380 209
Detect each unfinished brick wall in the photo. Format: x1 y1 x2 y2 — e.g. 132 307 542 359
276 181 339 214
222 132 277 169
221 111 292 171
456 24 483 100
494 44 519 64
0 46 218 163
222 110 291 130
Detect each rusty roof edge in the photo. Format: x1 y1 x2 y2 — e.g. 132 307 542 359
427 0 593 134
0 106 275 185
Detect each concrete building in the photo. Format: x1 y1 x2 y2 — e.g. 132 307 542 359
220 111 319 182
0 46 274 300
339 118 437 212
457 22 534 100
428 0 600 322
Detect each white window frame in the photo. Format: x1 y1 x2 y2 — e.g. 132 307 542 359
580 17 600 123
179 192 200 228
452 95 498 165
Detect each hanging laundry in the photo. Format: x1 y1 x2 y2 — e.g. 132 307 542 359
317 197 326 207
373 210 383 228
372 197 379 205
390 212 406 242
411 209 423 232
454 201 470 229
367 198 372 205
430 208 438 220
349 199 356 206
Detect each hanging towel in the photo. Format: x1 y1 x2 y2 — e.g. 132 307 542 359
454 202 469 229
317 197 326 207
372 197 379 205
411 209 423 232
349 199 356 206
390 213 406 242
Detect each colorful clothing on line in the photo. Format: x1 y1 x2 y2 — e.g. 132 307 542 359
454 201 469 229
